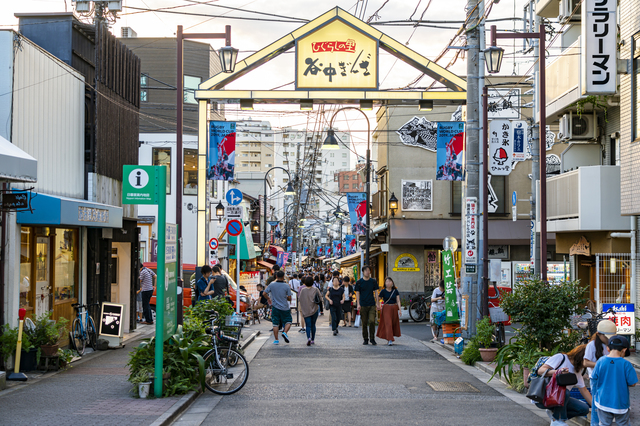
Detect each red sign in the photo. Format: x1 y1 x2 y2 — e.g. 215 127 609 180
311 39 356 53
226 220 243 237
209 238 219 250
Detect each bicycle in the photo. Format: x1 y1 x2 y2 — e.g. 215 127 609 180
571 306 615 345
70 303 99 355
408 291 432 323
202 310 249 395
488 283 508 348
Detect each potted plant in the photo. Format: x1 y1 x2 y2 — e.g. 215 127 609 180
30 313 69 358
57 348 77 370
129 367 153 398
0 323 36 371
399 299 410 321
476 317 497 362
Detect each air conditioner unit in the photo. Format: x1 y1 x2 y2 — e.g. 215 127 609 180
560 111 598 141
558 0 581 24
75 0 92 12
107 1 122 11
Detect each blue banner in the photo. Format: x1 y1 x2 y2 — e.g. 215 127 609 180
436 121 465 181
208 121 236 181
333 240 341 258
347 192 367 236
303 247 309 256
287 236 292 252
345 235 357 255
325 246 331 257
317 246 322 256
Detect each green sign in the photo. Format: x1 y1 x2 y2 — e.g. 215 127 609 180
466 264 476 274
122 165 159 205
163 223 178 341
442 249 459 322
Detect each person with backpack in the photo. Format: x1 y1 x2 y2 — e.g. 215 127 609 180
534 345 591 425
590 335 638 426
583 320 617 426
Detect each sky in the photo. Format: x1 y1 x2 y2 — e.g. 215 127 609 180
0 0 534 157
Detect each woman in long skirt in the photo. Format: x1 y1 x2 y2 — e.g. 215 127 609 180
376 277 402 346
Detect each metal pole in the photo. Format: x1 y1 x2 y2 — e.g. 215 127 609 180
155 165 167 398
482 85 489 318
531 14 541 277
236 236 240 314
264 177 267 249
176 26 184 324
539 24 548 282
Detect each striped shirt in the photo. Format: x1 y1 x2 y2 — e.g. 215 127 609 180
140 267 156 292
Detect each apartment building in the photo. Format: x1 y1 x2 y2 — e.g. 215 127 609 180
336 169 365 194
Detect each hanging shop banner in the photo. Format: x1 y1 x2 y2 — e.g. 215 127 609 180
332 240 341 258
317 246 323 257
347 192 367 235
277 251 290 267
397 116 437 152
512 120 528 161
581 0 617 95
401 180 432 212
441 250 459 322
207 121 236 181
488 119 513 176
296 19 378 90
464 197 478 265
487 88 521 119
602 304 636 335
325 246 332 257
436 121 465 181
287 236 293 252
345 235 357 255
392 253 420 272
303 247 309 256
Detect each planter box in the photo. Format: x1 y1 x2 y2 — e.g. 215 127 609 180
20 348 38 372
479 348 498 363
399 308 410 321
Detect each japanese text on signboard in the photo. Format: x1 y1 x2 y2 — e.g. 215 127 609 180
581 0 617 95
465 197 478 265
488 119 513 176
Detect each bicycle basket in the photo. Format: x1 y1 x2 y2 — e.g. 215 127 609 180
225 315 245 327
488 307 509 323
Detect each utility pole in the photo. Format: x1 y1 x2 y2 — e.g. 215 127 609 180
531 13 541 276
462 0 482 339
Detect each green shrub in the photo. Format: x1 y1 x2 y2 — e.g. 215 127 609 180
461 339 481 365
475 317 495 348
0 324 34 363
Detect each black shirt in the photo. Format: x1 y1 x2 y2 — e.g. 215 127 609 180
212 275 228 298
379 288 399 305
354 278 379 307
327 286 343 307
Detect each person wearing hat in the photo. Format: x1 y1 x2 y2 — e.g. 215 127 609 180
583 320 617 426
590 335 638 426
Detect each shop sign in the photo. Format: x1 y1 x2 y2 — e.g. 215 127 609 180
78 206 109 223
488 245 509 260
487 88 520 119
464 197 478 265
581 0 617 95
99 302 124 337
1 192 30 210
602 304 635 335
296 19 378 90
122 165 160 205
393 253 420 272
569 236 590 256
442 250 459 321
512 120 528 162
488 119 513 176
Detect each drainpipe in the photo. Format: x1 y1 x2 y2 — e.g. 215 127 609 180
611 217 636 312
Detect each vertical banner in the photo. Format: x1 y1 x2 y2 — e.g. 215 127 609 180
317 246 322 257
581 0 617 95
436 122 465 181
208 121 236 180
332 240 341 258
287 236 293 252
464 197 478 266
345 235 357 255
441 250 459 322
325 246 331 257
512 120 528 161
488 119 513 176
303 247 309 256
347 192 367 235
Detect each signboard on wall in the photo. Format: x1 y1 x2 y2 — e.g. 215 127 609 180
392 253 420 272
581 0 617 95
602 304 636 335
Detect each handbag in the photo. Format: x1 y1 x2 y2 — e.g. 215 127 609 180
544 370 567 408
526 356 563 403
354 314 361 327
556 355 578 386
313 288 323 305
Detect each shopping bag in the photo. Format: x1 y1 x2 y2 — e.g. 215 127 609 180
354 314 361 328
543 371 566 408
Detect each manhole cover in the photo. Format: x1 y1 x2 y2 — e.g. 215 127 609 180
426 381 480 392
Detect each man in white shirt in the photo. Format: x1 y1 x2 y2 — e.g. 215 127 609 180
289 274 301 293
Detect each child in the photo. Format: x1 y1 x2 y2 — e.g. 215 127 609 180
590 335 638 426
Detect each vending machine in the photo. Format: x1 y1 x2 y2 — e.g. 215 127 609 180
512 262 570 285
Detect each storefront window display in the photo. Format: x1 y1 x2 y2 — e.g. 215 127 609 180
54 228 78 301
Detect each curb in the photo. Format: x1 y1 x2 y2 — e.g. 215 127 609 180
239 330 261 351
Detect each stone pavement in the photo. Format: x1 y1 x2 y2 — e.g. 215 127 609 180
175 316 549 426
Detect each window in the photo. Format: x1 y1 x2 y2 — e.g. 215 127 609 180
183 148 197 195
352 183 359 189
343 184 349 189
184 75 201 104
19 228 32 309
140 74 148 102
152 147 171 194
344 175 349 180
212 181 218 200
283 161 289 165
634 32 640 141
330 162 334 166
54 228 78 301
330 153 335 157
342 162 347 166
265 153 272 157
342 153 347 158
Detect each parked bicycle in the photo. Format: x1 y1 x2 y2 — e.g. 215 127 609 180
571 306 615 345
488 283 508 348
408 290 433 323
70 303 99 355
202 310 249 395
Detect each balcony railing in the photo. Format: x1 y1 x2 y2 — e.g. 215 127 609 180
546 39 580 109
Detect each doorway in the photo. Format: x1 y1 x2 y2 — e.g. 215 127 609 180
111 242 132 332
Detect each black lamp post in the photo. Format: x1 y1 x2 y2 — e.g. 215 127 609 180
215 201 225 223
389 192 398 217
263 166 295 250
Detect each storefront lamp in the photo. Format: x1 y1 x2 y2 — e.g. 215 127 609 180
251 220 260 232
389 192 398 217
285 182 295 195
219 45 239 73
610 257 617 274
484 45 504 74
215 201 225 223
322 129 341 149
324 216 332 226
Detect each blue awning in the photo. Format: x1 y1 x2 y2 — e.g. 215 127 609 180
17 192 123 228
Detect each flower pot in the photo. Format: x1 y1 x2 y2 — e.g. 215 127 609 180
399 308 410 321
479 347 498 363
40 344 59 357
138 382 152 399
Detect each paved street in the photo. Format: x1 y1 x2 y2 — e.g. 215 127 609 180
177 316 548 426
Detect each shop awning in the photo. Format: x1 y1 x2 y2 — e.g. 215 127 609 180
257 260 274 269
0 136 37 183
301 256 308 263
269 245 284 256
323 257 336 264
17 191 123 228
389 219 555 245
254 245 262 256
336 246 382 267
317 256 326 260
372 222 388 234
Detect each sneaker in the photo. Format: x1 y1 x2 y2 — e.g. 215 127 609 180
371 339 377 346
336 328 339 334
333 330 337 336
319 312 324 316
273 340 279 345
363 339 369 345
298 328 306 333
307 339 311 346
281 332 290 343
388 341 393 346
310 340 315 345
550 421 567 426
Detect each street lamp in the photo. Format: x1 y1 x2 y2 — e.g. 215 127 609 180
219 45 239 73
215 201 225 223
323 107 371 269
263 166 294 251
483 45 504 74
389 192 398 217
251 220 260 232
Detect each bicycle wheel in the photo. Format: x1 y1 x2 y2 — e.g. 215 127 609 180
203 348 248 395
87 316 98 351
72 318 86 356
409 301 426 322
494 323 506 348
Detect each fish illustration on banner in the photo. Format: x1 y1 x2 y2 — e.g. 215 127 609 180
333 240 342 258
208 121 236 180
436 122 465 181
345 235 357 255
287 236 292 252
347 192 367 235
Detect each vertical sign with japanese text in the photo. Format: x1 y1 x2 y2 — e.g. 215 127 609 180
164 223 177 341
488 119 513 176
442 250 459 322
512 120 528 162
581 0 617 95
465 197 478 266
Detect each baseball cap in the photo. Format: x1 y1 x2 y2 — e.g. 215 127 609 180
608 335 630 350
597 320 617 337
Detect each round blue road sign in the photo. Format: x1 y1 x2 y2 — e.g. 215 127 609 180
226 189 243 206
226 219 243 236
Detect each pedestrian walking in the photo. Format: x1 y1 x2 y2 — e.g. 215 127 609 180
264 271 293 345
316 274 326 316
376 277 401 346
583 320 617 426
355 266 380 345
430 281 445 341
341 276 354 327
325 277 344 336
298 276 321 346
591 335 638 426
139 263 156 325
535 344 591 425
195 265 215 303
